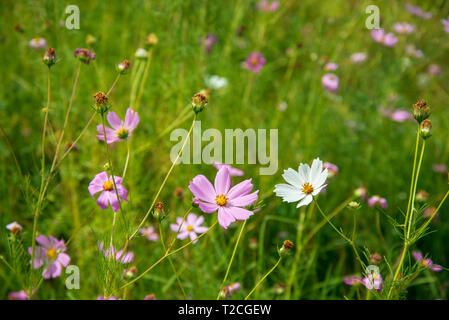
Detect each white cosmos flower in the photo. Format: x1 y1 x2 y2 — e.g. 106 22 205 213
274 158 328 208
205 75 228 89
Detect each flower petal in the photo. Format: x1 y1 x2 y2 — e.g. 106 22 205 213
107 111 123 130
189 175 216 203
229 190 259 207
217 207 235 229
215 166 231 195
296 194 313 208
227 179 253 199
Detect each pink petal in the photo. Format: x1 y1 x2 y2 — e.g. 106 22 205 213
57 253 71 267
36 235 50 248
215 167 231 195
96 191 109 210
199 202 219 213
227 179 253 199
229 190 259 207
107 111 123 130
124 108 140 131
189 175 216 203
224 206 253 221
217 207 236 229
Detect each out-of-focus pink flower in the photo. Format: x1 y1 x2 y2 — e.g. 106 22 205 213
324 62 338 71
406 3 432 19
394 22 415 34
213 163 244 176
350 52 367 64
28 235 70 279
323 162 338 178
140 226 159 241
8 290 29 300
144 294 157 300
98 242 134 264
29 37 47 50
423 207 439 222
362 273 383 291
354 187 368 200
428 64 441 76
6 221 23 234
432 164 447 173
367 195 388 209
97 109 139 144
371 29 398 47
442 18 449 33
322 73 339 92
201 33 218 54
170 213 209 243
243 52 266 73
382 107 413 123
343 275 362 286
405 45 423 58
255 0 279 12
97 296 117 300
189 167 259 229
221 282 241 299
88 172 128 212
412 251 442 271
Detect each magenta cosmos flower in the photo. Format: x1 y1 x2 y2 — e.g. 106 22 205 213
213 162 244 176
413 251 442 271
74 48 96 65
371 29 398 47
140 226 159 241
8 290 29 300
97 109 139 144
98 242 134 264
28 235 70 279
361 273 383 291
324 62 338 71
202 33 218 54
188 167 259 229
29 37 47 50
255 0 279 12
367 195 387 209
432 163 447 173
344 275 362 286
350 52 367 64
170 213 209 243
442 18 449 33
323 162 338 178
406 3 432 19
88 172 128 212
244 52 266 73
322 73 339 93
97 296 117 300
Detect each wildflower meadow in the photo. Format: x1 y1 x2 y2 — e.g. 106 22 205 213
1 0 449 303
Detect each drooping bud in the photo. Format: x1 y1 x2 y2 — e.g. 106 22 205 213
43 47 56 67
279 240 293 257
153 201 165 219
191 92 208 114
145 33 158 47
413 100 430 123
93 91 110 114
420 119 432 139
117 59 131 74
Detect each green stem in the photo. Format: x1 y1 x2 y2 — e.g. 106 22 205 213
245 257 282 300
217 220 247 300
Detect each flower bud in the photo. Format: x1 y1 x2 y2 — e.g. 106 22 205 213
93 91 110 114
347 201 361 210
192 197 200 208
117 59 130 74
103 162 111 172
420 119 432 139
135 48 148 59
145 33 158 47
416 190 429 203
123 266 137 279
279 240 293 257
86 34 96 46
6 222 23 236
191 92 208 114
153 201 165 219
43 47 56 67
74 48 96 65
413 100 430 123
174 187 184 200
369 253 382 265
354 187 367 199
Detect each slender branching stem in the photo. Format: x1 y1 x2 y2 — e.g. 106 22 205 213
245 257 282 300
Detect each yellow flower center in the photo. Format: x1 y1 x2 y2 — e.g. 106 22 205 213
422 260 428 267
117 128 129 139
301 183 314 195
250 58 259 66
46 248 57 259
215 194 228 206
103 181 114 191
186 225 194 231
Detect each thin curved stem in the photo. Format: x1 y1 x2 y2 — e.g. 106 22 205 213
245 257 282 300
217 220 247 300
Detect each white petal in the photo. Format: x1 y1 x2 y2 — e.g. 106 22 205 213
310 158 323 182
296 194 313 208
274 184 305 202
312 184 326 196
313 168 328 188
298 163 310 183
282 168 303 188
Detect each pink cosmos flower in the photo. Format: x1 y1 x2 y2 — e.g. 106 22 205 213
344 275 362 286
323 162 338 178
97 296 117 300
188 166 259 229
255 0 279 12
213 162 244 176
202 33 218 54
6 221 23 233
371 29 398 47
170 213 209 243
98 242 134 264
350 52 367 64
324 62 338 71
321 73 339 93
8 290 29 300
244 52 266 73
354 187 368 200
428 64 441 76
394 22 415 34
97 108 140 144
140 226 159 241
381 107 413 123
367 195 388 209
88 172 128 212
412 251 442 271
423 207 439 222
442 18 449 33
221 282 241 298
28 235 70 279
432 163 447 173
74 48 96 65
406 3 432 19
361 273 383 291
405 45 423 58
29 37 47 50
